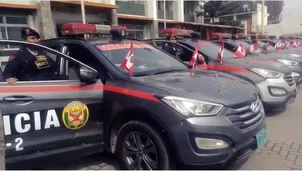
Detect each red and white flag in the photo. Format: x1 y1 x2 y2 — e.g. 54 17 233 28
189 42 199 68
234 43 245 58
120 42 134 76
217 37 224 63
246 41 258 54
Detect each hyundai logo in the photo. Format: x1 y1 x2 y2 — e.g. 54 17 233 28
250 102 258 113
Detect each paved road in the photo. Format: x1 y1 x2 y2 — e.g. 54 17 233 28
2 91 302 170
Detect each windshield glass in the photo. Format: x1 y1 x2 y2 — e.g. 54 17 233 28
233 40 250 49
197 41 235 59
97 42 187 76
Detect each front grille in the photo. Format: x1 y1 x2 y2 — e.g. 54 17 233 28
226 98 263 130
283 73 295 86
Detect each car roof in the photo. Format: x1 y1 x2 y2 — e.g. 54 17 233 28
40 37 142 46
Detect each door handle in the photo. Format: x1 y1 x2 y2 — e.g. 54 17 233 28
3 96 34 102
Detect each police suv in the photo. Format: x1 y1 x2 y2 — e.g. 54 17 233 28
145 29 297 111
0 23 266 169
211 34 302 86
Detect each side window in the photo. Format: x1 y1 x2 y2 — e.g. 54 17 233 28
170 43 193 62
178 42 209 63
0 42 74 82
224 43 236 52
64 44 107 82
155 41 164 49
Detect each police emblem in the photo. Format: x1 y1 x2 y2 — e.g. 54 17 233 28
62 101 89 130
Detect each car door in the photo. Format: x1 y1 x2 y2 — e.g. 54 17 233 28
0 40 104 169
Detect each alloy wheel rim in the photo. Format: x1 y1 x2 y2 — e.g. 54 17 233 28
122 131 158 170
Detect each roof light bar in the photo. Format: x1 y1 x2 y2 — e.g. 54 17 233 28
258 34 268 39
237 33 250 39
162 28 193 36
61 23 127 36
211 32 231 39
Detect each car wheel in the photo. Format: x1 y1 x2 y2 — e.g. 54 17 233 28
116 120 171 170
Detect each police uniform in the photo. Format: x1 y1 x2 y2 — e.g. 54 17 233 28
162 42 178 56
3 27 59 81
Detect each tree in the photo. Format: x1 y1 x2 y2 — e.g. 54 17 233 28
195 0 284 24
264 0 284 22
196 1 253 22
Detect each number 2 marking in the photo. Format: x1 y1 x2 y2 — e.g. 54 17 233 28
15 137 23 151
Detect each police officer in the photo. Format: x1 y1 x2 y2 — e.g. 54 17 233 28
162 34 182 57
3 27 58 84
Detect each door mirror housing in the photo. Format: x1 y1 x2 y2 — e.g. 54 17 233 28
197 54 205 64
79 66 98 83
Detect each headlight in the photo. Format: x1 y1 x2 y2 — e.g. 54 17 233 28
162 96 223 116
277 59 298 66
290 54 301 58
251 68 282 78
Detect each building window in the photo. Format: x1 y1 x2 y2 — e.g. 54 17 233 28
0 15 29 49
121 24 144 40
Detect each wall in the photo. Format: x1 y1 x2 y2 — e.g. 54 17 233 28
266 0 302 36
251 3 268 33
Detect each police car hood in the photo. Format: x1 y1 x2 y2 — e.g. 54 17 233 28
263 52 302 62
225 57 291 73
135 70 258 107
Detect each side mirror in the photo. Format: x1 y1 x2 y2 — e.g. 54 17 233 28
197 54 205 64
79 66 98 83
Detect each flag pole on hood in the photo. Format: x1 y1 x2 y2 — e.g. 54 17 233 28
217 36 224 63
120 42 134 76
234 43 245 58
189 41 200 68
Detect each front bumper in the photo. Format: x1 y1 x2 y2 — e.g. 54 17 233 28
168 105 266 166
287 65 302 86
256 75 297 108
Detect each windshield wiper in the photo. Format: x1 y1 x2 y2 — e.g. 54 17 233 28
151 68 186 75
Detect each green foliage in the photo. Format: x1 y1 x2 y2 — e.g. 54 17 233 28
196 0 284 22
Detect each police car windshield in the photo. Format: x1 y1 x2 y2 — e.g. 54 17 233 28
233 40 250 49
97 42 187 76
197 41 235 59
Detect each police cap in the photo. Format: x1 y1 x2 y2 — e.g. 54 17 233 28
21 27 40 39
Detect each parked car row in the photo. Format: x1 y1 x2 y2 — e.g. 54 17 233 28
2 24 299 170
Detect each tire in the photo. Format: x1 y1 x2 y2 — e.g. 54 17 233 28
116 120 171 170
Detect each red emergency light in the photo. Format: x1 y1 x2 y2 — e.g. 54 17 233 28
237 33 250 39
162 28 193 36
61 23 128 36
110 25 128 31
268 35 276 39
258 34 268 39
211 32 231 39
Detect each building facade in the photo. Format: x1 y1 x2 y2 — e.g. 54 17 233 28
0 0 200 41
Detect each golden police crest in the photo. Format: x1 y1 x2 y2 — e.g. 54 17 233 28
62 101 89 130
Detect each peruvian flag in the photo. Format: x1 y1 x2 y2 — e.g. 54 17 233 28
263 42 270 51
293 40 298 47
234 43 245 58
246 42 258 54
275 42 282 50
217 37 224 63
189 42 199 68
285 41 290 47
120 42 134 76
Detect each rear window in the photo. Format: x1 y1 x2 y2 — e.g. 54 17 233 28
197 41 235 59
97 43 186 74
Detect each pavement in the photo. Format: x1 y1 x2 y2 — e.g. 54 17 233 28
2 91 302 170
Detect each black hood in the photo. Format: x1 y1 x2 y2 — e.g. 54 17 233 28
263 52 302 62
224 57 291 73
134 70 258 107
